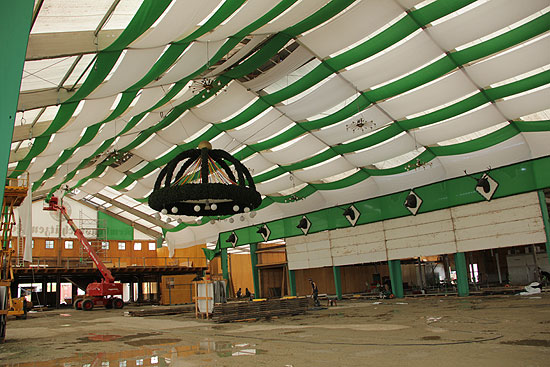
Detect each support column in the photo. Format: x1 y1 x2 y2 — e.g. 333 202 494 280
0 1 33 203
388 260 404 298
288 269 296 296
333 266 342 300
221 248 229 294
249 244 260 299
55 274 61 309
455 252 470 297
137 276 143 303
537 190 550 266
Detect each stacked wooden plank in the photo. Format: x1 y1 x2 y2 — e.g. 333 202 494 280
212 297 308 323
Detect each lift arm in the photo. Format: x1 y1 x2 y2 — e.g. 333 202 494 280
45 197 115 283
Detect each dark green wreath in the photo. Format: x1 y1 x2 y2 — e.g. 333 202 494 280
148 143 261 216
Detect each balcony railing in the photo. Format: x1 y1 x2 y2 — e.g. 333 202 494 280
13 256 207 269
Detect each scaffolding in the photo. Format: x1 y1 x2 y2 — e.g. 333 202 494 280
1 171 28 342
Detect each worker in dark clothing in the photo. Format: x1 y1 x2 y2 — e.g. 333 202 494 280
245 288 252 300
236 288 242 298
309 279 320 307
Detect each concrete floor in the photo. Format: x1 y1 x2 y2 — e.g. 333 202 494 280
1 293 550 366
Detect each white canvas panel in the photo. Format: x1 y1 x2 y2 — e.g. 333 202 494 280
200 0 280 41
415 104 505 146
71 167 98 186
156 111 209 145
356 241 386 255
64 143 102 166
344 133 416 167
123 87 167 118
210 132 241 153
378 71 477 120
243 46 314 92
385 220 454 244
260 134 326 166
300 0 403 58
39 129 83 158
254 0 329 34
278 76 357 121
286 243 308 254
331 245 358 258
64 96 118 132
437 135 531 178
153 40 225 86
306 239 330 251
465 35 550 88
427 0 549 51
229 113 293 145
341 32 442 92
207 36 268 77
28 154 62 175
293 156 355 183
496 86 550 121
132 0 221 48
132 135 174 162
126 112 164 135
332 254 362 267
243 154 278 178
95 167 126 186
90 47 165 99
255 174 301 196
522 132 550 158
287 230 329 245
193 82 256 123
114 132 140 148
317 178 381 207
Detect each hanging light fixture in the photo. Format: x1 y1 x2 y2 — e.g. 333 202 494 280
148 141 261 217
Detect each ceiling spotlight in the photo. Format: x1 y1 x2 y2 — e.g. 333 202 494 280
239 215 245 222
244 207 250 213
210 219 216 224
166 217 172 223
153 213 161 220
194 205 201 212
228 217 234 223
233 205 240 212
171 207 178 214
161 209 168 215
249 211 257 218
177 218 182 224
210 203 218 210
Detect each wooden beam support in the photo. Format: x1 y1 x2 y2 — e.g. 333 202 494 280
26 29 123 60
93 192 174 230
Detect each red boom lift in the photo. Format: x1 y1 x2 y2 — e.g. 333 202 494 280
44 196 124 311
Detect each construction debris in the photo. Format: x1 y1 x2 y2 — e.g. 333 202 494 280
212 297 308 323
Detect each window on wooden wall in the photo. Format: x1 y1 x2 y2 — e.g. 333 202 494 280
148 242 156 251
45 240 54 249
32 240 34 248
134 242 142 251
118 242 126 250
101 241 109 250
64 240 73 249
9 241 12 248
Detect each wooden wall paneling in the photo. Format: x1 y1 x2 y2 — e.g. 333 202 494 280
160 274 195 305
228 254 254 295
453 193 546 252
294 267 335 296
259 267 285 298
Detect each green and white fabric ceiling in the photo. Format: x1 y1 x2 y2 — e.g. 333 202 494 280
11 0 550 248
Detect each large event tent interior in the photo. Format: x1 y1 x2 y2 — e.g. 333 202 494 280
1 0 550 365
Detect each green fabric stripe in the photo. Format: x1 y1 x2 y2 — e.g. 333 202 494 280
102 0 173 52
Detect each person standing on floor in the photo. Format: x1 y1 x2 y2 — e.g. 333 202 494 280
309 278 320 307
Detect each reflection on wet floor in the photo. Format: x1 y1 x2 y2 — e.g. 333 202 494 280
1 340 263 366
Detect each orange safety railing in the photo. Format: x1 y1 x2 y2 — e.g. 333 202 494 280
16 256 208 269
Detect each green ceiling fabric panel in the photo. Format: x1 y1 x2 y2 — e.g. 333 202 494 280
97 211 134 241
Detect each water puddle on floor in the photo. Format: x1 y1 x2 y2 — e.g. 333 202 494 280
1 341 264 366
